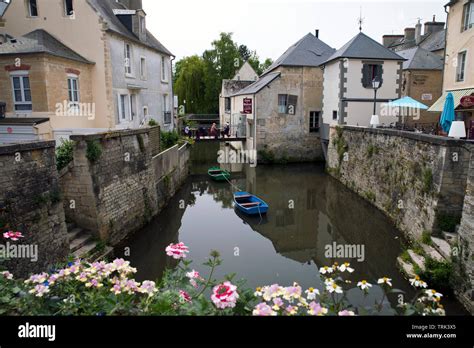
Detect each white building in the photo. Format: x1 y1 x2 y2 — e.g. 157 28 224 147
321 32 405 141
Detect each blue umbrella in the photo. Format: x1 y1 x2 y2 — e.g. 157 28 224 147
388 96 429 109
440 92 455 133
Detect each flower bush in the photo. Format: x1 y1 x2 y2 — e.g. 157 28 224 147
0 235 446 316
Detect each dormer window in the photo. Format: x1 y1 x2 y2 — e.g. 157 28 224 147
27 0 38 17
140 16 146 39
64 0 74 16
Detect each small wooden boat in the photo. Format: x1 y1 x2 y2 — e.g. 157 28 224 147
208 167 231 181
233 191 269 215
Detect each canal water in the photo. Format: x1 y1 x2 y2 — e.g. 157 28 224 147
117 143 466 315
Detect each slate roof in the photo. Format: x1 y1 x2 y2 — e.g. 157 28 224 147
0 29 94 64
396 47 443 70
231 72 281 96
388 29 445 53
88 0 173 56
222 80 255 97
323 32 405 64
262 33 335 74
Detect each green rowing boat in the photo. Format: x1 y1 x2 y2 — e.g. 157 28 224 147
208 167 231 181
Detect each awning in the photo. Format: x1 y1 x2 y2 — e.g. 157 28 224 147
428 88 474 112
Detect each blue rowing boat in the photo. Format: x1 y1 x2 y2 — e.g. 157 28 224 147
233 192 269 215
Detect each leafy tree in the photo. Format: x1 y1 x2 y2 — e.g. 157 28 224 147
174 55 207 114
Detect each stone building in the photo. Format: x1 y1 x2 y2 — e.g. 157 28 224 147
396 46 444 127
321 32 404 142
429 0 474 139
228 32 335 162
0 0 174 144
383 17 446 128
219 61 257 135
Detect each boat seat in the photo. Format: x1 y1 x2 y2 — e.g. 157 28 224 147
240 202 261 207
235 195 253 199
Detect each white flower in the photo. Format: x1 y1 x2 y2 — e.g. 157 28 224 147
1 271 13 280
326 282 343 294
409 276 428 288
425 289 443 300
357 280 372 291
305 287 320 300
338 263 354 273
377 277 393 287
254 287 263 297
319 266 334 275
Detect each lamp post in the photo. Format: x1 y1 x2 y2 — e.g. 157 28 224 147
372 76 381 115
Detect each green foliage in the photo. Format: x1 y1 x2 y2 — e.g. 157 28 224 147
56 140 74 171
86 140 102 163
160 131 180 151
421 167 433 194
174 33 272 114
148 119 158 127
367 144 379 158
421 231 433 246
436 214 461 233
258 148 275 163
419 258 454 293
363 190 376 202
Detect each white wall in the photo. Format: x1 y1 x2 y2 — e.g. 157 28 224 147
322 61 340 126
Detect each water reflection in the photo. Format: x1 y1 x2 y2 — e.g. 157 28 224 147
117 145 465 314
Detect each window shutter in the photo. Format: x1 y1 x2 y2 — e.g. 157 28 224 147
362 64 371 88
288 95 298 115
376 65 383 87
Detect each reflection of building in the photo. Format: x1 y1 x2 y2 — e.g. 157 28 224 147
0 0 174 144
429 0 474 139
228 32 335 162
321 32 404 141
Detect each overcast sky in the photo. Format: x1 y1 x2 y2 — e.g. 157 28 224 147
143 0 447 61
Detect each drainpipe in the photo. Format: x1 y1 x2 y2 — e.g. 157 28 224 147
442 4 449 93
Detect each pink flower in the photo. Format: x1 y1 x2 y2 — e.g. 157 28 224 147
165 243 189 259
308 302 328 316
186 270 204 288
211 281 239 309
139 280 158 296
179 290 192 303
1 271 13 280
3 231 24 241
252 303 277 316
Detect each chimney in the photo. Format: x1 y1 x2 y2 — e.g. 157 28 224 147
415 19 422 45
404 27 415 41
315 29 319 38
382 34 404 47
424 15 445 35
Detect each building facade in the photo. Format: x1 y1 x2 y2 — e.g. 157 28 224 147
321 33 404 141
429 0 474 139
0 0 174 143
229 33 335 162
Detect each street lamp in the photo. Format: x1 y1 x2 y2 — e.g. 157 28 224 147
372 76 381 116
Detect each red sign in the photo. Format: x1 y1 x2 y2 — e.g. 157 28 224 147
460 95 474 108
243 98 253 114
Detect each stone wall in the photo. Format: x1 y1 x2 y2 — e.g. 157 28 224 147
458 150 474 308
60 127 190 246
326 126 472 239
0 141 69 277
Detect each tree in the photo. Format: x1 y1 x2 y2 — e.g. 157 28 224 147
174 55 207 114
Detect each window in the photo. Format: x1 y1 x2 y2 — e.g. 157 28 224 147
67 76 80 107
163 95 171 124
28 0 38 17
457 51 467 82
140 16 146 37
118 94 129 121
140 57 147 79
225 97 231 113
64 0 74 16
278 94 298 114
11 73 32 111
130 94 136 120
462 1 474 31
332 110 338 121
278 94 288 113
309 111 320 133
362 64 383 88
124 43 132 75
161 57 167 81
